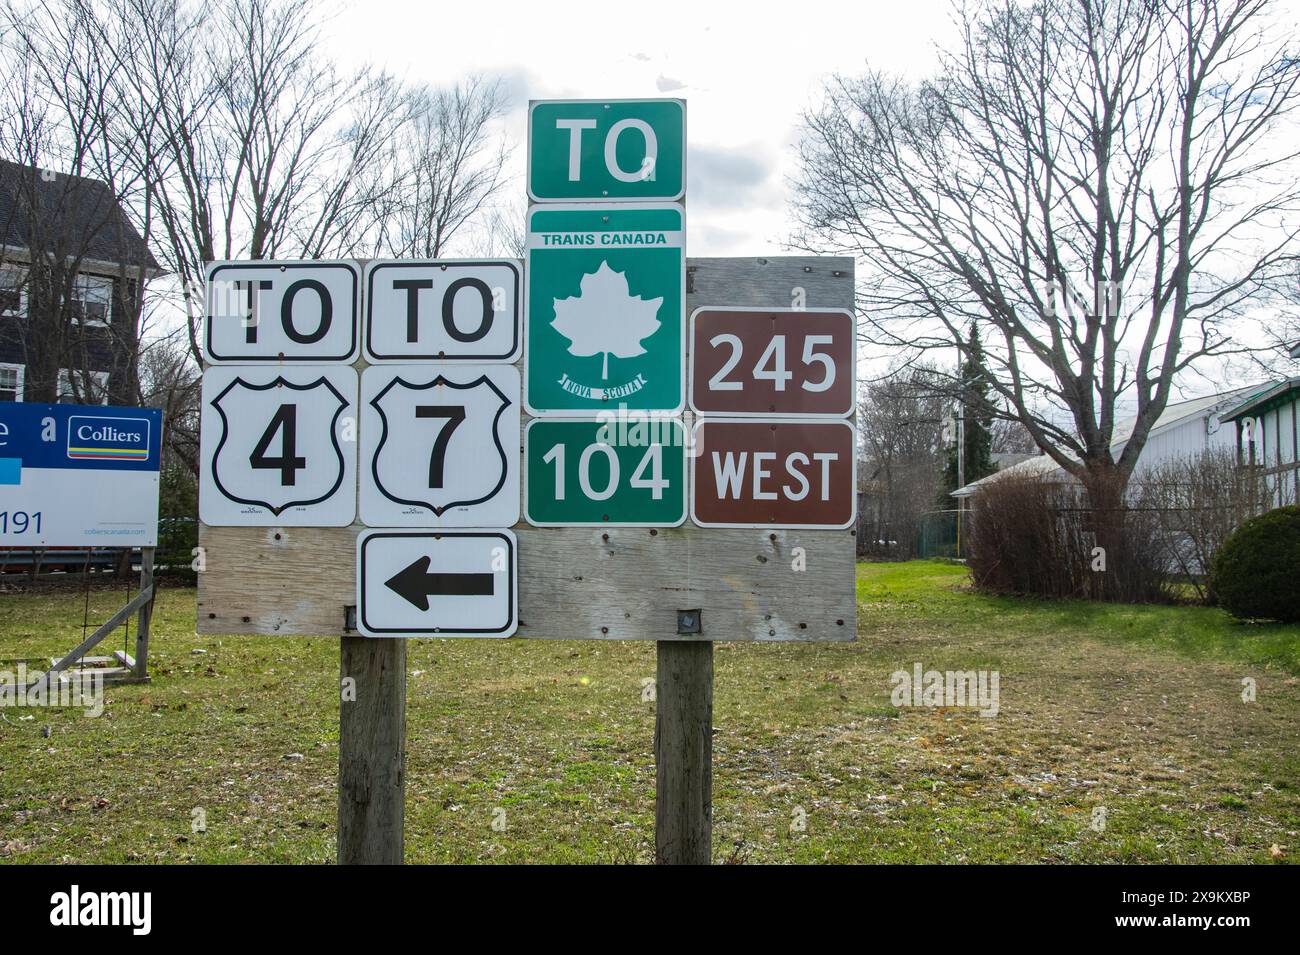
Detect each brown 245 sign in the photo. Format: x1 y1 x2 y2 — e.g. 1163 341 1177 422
688 307 855 417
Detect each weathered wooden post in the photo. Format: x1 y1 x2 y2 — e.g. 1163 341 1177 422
132 548 155 680
655 640 713 864
338 635 406 865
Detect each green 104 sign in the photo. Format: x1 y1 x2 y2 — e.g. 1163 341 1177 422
524 418 686 526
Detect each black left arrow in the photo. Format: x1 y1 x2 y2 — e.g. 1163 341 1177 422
383 555 494 611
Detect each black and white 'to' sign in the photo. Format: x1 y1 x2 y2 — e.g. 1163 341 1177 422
364 260 521 362
204 261 360 362
359 364 520 527
199 365 358 526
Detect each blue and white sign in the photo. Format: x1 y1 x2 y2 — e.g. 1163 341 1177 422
0 402 162 546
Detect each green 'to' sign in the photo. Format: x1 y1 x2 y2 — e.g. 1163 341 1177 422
525 418 687 526
528 99 686 202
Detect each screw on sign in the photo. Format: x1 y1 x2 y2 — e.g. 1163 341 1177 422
524 417 687 526
359 364 520 527
528 99 685 202
689 307 855 417
524 203 685 415
690 419 857 529
363 260 520 362
204 261 359 363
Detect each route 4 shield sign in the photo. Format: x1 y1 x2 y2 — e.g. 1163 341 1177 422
360 365 520 527
357 530 518 637
526 203 684 415
200 365 357 526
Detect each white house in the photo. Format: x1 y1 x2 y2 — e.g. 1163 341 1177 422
951 384 1264 501
1220 371 1300 510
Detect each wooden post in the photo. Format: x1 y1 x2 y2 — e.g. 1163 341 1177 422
655 640 713 864
338 635 406 865
133 548 154 680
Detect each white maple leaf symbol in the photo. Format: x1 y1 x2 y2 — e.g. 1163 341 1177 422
551 261 663 379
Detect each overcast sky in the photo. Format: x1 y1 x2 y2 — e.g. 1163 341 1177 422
314 0 1298 408
326 0 959 257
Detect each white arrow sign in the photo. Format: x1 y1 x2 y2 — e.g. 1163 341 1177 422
356 530 518 637
199 365 357 526
359 364 520 527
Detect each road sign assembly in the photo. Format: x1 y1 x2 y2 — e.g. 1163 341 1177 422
197 98 857 645
0 402 162 546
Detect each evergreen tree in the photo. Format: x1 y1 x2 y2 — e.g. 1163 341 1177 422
944 324 995 494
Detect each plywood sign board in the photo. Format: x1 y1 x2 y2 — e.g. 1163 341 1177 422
197 256 858 642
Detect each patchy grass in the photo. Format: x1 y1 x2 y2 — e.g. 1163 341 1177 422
1 562 1297 863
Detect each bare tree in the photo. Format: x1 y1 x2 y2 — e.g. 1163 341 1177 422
0 1 158 405
858 363 950 556
119 0 410 359
795 0 1300 529
138 329 199 473
991 417 1039 455
371 76 512 259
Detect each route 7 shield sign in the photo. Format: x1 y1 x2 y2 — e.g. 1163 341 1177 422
199 365 357 526
359 365 520 527
525 203 684 416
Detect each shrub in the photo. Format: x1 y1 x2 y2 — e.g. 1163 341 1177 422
968 472 1171 602
1135 449 1267 604
1210 505 1300 622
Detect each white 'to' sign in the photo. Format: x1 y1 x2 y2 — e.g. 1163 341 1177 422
364 260 521 362
359 365 520 527
204 261 359 363
199 365 358 526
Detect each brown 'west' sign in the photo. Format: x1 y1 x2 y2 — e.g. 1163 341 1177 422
690 419 856 528
689 307 854 417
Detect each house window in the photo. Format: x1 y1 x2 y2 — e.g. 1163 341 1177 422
0 268 24 318
0 363 23 401
70 274 111 325
57 368 109 405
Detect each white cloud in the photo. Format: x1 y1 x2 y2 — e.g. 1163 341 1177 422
324 0 955 254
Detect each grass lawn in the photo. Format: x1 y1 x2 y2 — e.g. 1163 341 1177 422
1 561 1297 864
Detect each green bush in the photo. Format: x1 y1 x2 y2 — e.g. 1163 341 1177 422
1210 505 1300 622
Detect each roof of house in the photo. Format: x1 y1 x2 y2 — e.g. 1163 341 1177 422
951 384 1263 498
0 159 159 271
1220 377 1300 423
